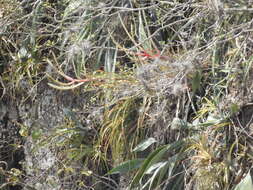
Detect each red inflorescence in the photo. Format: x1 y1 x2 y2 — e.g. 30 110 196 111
135 49 169 61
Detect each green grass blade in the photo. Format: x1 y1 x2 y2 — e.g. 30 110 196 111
132 137 157 152
107 159 144 175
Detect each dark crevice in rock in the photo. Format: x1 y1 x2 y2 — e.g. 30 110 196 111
0 99 25 190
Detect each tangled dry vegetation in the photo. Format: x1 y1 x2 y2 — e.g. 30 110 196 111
1 0 253 189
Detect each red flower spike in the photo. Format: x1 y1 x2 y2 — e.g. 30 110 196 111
135 49 165 60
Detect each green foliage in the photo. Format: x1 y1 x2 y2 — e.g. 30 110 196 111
1 0 253 189
107 159 144 175
98 96 141 161
130 139 187 189
132 137 157 152
191 70 202 93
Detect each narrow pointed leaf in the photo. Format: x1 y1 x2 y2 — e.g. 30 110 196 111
107 159 144 174
48 82 85 90
132 137 157 152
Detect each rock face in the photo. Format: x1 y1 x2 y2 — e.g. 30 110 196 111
16 87 61 189
0 99 24 190
19 86 86 190
0 79 91 189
